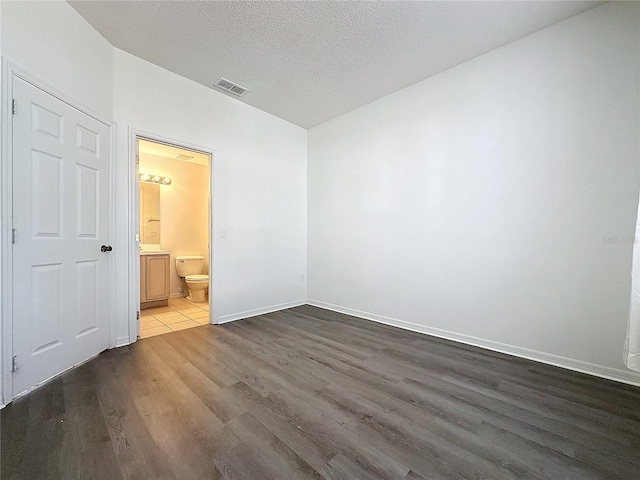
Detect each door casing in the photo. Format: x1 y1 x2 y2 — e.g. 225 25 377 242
127 128 215 345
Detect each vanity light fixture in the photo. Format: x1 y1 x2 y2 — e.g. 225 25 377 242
139 173 172 185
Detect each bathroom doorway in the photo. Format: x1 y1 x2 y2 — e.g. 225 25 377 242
135 136 212 339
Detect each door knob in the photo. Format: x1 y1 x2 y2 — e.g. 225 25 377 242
101 245 113 252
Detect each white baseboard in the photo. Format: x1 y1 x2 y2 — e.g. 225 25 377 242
115 335 131 348
217 299 307 324
307 299 640 387
626 351 640 372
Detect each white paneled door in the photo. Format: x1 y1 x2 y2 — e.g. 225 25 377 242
11 77 111 396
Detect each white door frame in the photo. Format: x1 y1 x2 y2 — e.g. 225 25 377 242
0 59 116 406
127 128 215 344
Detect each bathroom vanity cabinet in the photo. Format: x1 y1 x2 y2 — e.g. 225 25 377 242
140 252 170 309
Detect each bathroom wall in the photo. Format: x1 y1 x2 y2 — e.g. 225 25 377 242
139 152 210 297
308 2 640 384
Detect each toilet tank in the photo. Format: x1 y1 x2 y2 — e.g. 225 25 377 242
175 255 204 277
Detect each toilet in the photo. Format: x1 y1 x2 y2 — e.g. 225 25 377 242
175 255 209 302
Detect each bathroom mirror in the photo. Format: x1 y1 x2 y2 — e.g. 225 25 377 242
140 183 161 245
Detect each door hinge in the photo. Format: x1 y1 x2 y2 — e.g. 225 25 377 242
12 99 17 115
12 228 16 244
136 311 140 321
11 356 18 372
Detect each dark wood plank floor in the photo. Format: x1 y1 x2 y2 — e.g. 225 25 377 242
2 305 640 479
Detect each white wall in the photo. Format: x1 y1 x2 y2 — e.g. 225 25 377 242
113 48 307 340
139 153 210 297
308 2 640 383
0 0 113 119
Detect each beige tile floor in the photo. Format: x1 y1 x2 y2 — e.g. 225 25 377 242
139 297 210 339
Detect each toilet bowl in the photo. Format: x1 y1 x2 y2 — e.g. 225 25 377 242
185 274 208 302
175 256 209 302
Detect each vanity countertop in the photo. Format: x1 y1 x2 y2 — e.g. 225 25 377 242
140 249 171 256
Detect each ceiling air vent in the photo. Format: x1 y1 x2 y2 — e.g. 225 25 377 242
176 153 194 161
214 77 249 97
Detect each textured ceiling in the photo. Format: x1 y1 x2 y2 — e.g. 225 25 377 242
68 1 605 128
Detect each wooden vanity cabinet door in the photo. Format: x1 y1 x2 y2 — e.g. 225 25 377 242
145 254 170 301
